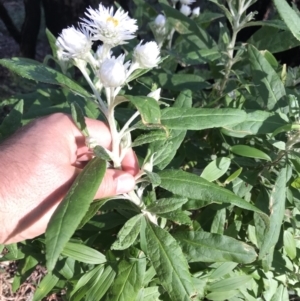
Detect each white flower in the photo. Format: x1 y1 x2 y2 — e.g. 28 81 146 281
192 7 200 17
154 14 166 28
99 55 127 87
83 4 138 47
133 41 160 69
180 0 195 5
56 26 92 59
180 4 192 16
147 88 161 101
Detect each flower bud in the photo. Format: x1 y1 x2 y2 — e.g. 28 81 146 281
155 14 166 28
192 7 200 18
147 88 161 101
99 57 126 87
180 5 191 16
56 26 92 59
133 41 160 69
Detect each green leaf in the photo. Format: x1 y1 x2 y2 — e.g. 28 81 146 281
150 90 191 169
93 145 112 161
174 231 257 263
111 214 143 250
126 95 161 125
45 29 57 58
145 222 195 301
152 73 210 91
210 262 238 279
291 177 300 189
137 286 161 301
158 210 192 225
5 243 19 259
106 256 146 301
259 168 287 259
79 198 110 228
45 157 106 272
132 131 166 147
70 102 89 136
61 242 106 264
207 275 252 292
144 171 161 187
284 231 296 260
272 123 300 137
247 45 286 110
58 257 75 280
224 168 243 185
86 265 116 301
222 110 287 138
0 99 23 140
0 58 91 98
161 108 246 130
211 208 226 234
230 145 271 161
205 290 239 301
158 170 269 218
201 157 231 182
273 0 300 41
70 265 104 298
32 273 59 301
248 26 300 53
270 284 289 301
147 198 188 214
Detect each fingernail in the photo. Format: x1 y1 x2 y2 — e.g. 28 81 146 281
116 174 135 194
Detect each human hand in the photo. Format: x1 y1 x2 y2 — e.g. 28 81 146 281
0 113 138 244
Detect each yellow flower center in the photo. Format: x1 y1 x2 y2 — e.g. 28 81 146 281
106 16 119 27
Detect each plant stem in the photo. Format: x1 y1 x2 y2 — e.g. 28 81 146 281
76 62 107 114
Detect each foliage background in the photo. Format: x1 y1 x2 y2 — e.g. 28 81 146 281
1 0 300 300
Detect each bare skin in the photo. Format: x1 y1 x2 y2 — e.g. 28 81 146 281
0 113 139 244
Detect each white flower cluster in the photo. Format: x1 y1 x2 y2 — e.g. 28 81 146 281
55 4 160 91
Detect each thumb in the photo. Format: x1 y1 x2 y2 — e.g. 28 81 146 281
94 169 136 199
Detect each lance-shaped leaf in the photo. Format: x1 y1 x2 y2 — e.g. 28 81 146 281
259 168 287 259
125 95 161 125
222 110 288 138
230 145 271 161
61 242 106 264
174 231 257 263
132 130 166 147
158 170 269 226
146 198 188 214
111 214 143 250
106 256 146 301
70 102 89 136
247 45 286 110
207 275 252 292
150 90 191 169
273 0 300 41
201 157 231 182
145 221 195 301
0 99 23 140
161 108 246 130
32 273 59 301
0 58 91 98
45 157 106 272
86 265 116 301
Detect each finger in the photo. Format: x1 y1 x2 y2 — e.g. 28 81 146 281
94 169 136 199
121 148 140 176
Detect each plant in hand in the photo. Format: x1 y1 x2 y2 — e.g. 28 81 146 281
1 0 300 300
